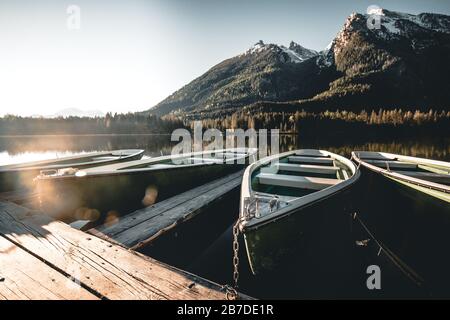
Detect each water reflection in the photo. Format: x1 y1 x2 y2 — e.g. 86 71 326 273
0 134 173 165
285 134 450 161
0 134 448 165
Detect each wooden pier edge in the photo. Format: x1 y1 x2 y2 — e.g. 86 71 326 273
89 170 244 249
0 201 253 300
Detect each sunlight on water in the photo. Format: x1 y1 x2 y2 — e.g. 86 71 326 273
0 134 448 166
0 150 88 166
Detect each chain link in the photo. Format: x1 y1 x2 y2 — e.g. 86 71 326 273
232 220 240 288
223 284 238 300
224 218 242 300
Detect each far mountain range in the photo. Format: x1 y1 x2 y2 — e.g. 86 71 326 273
148 8 450 118
31 108 105 118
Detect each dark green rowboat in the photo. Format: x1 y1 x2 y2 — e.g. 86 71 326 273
36 148 257 221
0 149 144 192
352 151 450 203
239 149 360 274
351 151 450 296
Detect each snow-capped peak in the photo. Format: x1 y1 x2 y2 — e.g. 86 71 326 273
367 5 384 16
280 42 318 63
365 8 450 36
243 40 318 63
316 9 450 69
248 40 267 54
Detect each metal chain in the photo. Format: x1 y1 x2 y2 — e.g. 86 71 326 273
232 219 240 289
224 218 241 300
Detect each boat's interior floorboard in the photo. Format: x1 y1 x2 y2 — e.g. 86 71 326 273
275 163 340 175
276 170 338 179
287 156 335 166
256 173 341 191
251 184 315 198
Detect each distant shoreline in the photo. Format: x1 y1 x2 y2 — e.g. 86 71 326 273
0 133 174 138
0 132 299 137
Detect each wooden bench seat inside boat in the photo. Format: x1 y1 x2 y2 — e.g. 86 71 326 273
288 156 334 165
395 171 450 184
275 163 340 174
257 173 341 190
294 150 330 157
356 152 395 161
365 160 417 169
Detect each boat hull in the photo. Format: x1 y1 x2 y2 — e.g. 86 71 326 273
239 149 359 275
242 181 356 275
352 151 450 204
354 165 450 296
37 162 243 221
0 150 144 192
385 174 450 203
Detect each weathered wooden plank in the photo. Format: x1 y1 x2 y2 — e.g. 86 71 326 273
90 170 244 240
275 163 340 174
0 236 98 300
113 174 241 249
89 170 244 249
0 190 39 206
294 150 329 157
0 201 243 300
288 156 334 165
257 173 341 190
355 151 395 161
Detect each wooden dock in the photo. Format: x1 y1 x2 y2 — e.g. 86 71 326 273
0 189 39 208
0 171 250 300
89 170 244 249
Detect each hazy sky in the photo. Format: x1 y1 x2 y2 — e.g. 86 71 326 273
1 0 449 116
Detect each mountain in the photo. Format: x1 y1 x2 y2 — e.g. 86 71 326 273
150 40 335 116
150 9 450 117
51 108 105 118
311 9 450 110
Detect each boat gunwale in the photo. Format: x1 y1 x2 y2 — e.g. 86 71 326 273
239 149 360 231
352 151 450 194
35 148 258 181
0 149 145 172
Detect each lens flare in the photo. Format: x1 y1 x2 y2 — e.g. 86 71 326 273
74 207 100 221
104 210 120 227
142 185 158 206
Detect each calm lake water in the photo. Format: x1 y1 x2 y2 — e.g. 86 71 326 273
1 134 449 165
1 134 449 298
